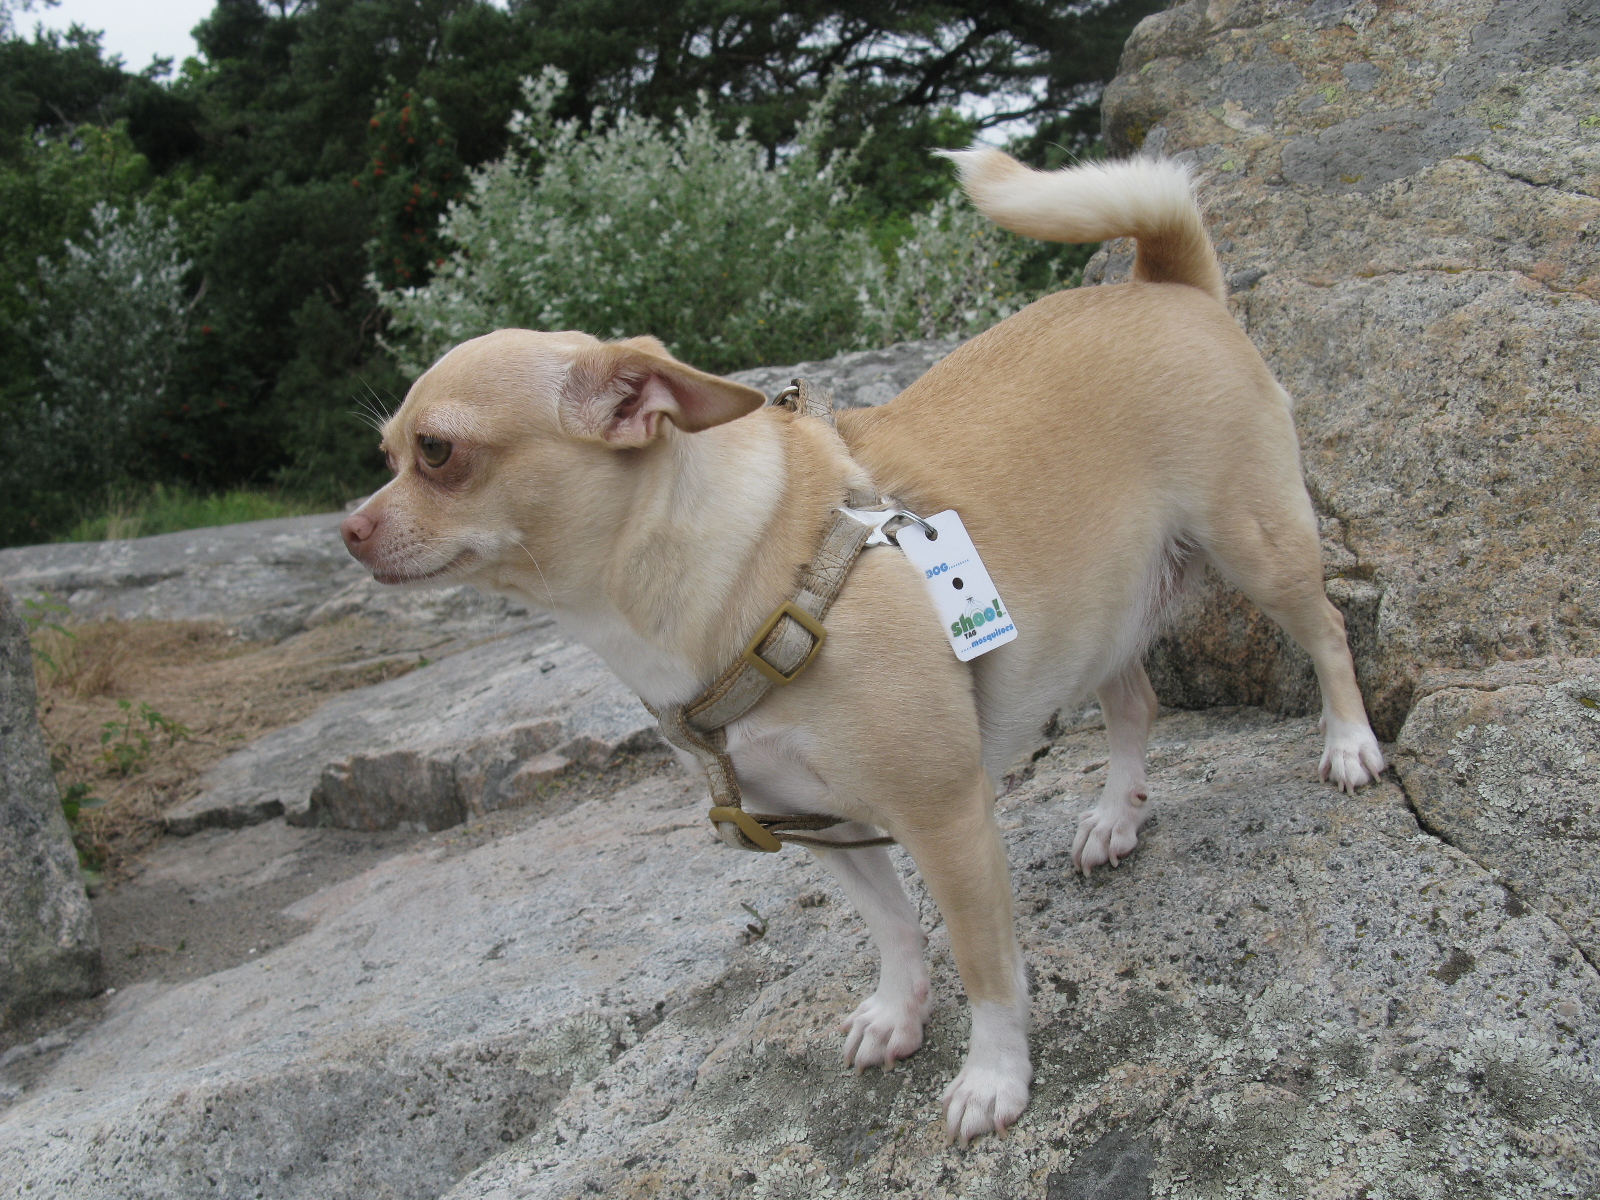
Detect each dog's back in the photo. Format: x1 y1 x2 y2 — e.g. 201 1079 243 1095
837 151 1360 781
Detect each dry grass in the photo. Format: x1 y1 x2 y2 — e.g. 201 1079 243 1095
32 618 424 880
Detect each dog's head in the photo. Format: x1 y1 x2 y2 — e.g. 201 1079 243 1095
340 329 767 599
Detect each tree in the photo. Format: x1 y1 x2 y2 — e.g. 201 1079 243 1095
516 0 1170 210
0 0 1163 543
32 202 195 486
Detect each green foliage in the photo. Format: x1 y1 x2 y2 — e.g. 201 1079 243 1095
32 201 196 484
56 482 326 543
0 22 128 146
20 593 73 674
58 781 104 824
859 193 1051 345
0 121 210 544
100 699 190 776
515 0 1168 192
361 86 469 288
53 772 106 888
384 72 875 375
384 74 1063 373
0 0 1154 547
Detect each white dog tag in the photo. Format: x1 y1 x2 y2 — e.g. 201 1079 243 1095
894 510 1017 662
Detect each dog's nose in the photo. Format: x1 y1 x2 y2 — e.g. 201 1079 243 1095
341 511 375 558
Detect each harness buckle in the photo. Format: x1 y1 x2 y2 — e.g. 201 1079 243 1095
740 601 827 685
708 806 783 852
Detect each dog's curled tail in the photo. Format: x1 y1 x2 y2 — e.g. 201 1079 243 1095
937 146 1225 305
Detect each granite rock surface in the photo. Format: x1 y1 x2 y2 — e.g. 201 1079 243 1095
0 585 101 1022
0 515 537 645
442 708 1600 1199
163 620 658 835
1091 0 1600 739
0 514 368 641
727 339 958 409
7 708 1594 1198
0 768 797 1199
1395 656 1600 968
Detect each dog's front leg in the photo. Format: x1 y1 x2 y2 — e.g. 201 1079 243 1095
806 841 931 1071
896 777 1031 1146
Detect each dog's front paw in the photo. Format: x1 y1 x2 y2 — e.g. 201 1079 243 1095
1072 792 1146 875
842 986 929 1072
940 1053 1030 1146
1319 720 1386 793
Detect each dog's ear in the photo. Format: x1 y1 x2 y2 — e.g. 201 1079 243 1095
561 338 767 447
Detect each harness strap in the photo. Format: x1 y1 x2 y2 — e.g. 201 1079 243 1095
682 509 874 733
649 377 896 854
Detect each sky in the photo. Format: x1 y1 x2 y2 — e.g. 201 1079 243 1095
24 0 215 73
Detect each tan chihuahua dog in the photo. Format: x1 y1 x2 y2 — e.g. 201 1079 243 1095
340 148 1385 1144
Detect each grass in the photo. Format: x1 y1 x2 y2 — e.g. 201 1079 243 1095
56 484 329 543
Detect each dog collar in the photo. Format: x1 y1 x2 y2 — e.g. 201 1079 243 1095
646 378 897 854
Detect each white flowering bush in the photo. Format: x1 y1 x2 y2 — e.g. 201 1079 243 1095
857 192 1044 344
381 69 1057 377
32 201 192 483
383 70 873 376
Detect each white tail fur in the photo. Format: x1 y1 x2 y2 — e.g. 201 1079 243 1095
937 147 1225 303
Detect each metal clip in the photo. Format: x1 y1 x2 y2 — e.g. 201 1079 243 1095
838 505 938 547
880 510 939 545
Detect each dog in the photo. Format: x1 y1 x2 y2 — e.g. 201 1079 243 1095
339 147 1386 1145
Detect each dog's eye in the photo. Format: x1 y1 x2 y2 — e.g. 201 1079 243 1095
418 435 452 468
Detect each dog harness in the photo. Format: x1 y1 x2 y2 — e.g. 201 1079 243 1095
646 379 908 853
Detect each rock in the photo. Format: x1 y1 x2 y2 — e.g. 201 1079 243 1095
0 770 816 1198
6 707 1596 1198
302 574 533 640
0 515 536 644
163 624 659 835
0 514 364 641
1394 656 1600 966
449 708 1597 1197
0 1020 87 1104
0 584 101 1022
727 338 960 407
1090 0 1600 739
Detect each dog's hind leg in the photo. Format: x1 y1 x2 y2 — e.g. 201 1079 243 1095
1201 474 1385 791
806 841 931 1072
1073 659 1159 874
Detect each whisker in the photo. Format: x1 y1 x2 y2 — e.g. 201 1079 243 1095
513 537 557 610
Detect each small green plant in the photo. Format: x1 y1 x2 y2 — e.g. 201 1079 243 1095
100 700 190 776
21 594 74 674
59 780 105 823
50 754 108 889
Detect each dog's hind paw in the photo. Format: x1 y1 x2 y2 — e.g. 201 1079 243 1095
842 987 929 1072
1072 793 1146 875
1318 720 1386 793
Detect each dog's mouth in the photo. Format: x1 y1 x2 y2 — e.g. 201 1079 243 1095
372 548 477 585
